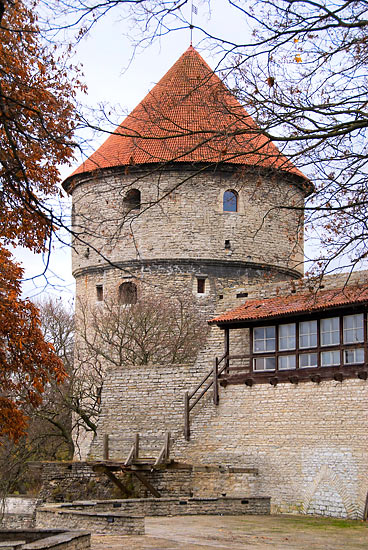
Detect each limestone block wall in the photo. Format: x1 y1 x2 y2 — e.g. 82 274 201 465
36 508 144 535
90 320 368 518
71 167 305 279
56 496 271 517
174 378 368 518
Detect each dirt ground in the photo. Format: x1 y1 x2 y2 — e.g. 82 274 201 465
91 514 368 550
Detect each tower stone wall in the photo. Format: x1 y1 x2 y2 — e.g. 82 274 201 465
72 165 305 313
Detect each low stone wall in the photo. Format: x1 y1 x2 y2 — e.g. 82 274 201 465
35 508 144 535
37 461 195 501
0 530 90 550
1 497 42 529
53 496 270 517
1 515 34 529
36 462 124 502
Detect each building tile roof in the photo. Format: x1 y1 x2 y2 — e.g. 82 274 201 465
209 285 368 325
66 46 307 184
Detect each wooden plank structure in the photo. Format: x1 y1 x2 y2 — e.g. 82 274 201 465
90 432 173 498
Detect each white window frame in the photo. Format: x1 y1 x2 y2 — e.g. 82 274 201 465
320 317 340 347
253 326 276 353
279 323 296 351
343 314 364 344
299 320 317 349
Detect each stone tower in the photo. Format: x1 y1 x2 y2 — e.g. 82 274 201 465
63 46 309 317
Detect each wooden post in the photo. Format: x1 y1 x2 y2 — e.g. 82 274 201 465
184 391 190 440
134 433 139 460
224 327 230 373
164 431 170 461
103 434 109 461
213 357 219 405
363 490 368 521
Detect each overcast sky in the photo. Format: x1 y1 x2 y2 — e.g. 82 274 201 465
19 1 255 300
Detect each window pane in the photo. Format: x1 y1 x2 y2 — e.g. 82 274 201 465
321 317 340 346
223 190 238 212
254 357 276 371
197 278 205 294
343 314 364 344
278 355 296 370
299 320 317 348
344 348 364 364
321 350 340 366
279 323 296 350
299 353 318 368
253 326 275 353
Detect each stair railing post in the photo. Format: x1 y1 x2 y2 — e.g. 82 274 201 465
213 357 219 405
134 433 139 460
224 327 230 374
184 391 190 440
164 431 170 461
103 433 109 461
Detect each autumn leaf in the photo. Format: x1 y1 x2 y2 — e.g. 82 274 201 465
0 0 73 441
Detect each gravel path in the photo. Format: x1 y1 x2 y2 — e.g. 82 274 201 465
91 514 368 550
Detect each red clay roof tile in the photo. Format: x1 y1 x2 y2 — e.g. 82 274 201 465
66 46 307 183
209 285 368 325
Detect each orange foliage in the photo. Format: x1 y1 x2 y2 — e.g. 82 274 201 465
0 0 78 440
0 246 66 440
0 0 83 252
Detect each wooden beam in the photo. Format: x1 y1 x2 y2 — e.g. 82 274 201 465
224 328 230 373
132 470 161 498
364 491 368 521
94 465 129 497
213 357 219 405
184 391 190 440
103 434 109 460
125 433 140 466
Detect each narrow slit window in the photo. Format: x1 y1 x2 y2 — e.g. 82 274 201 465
197 278 206 294
223 190 238 212
96 285 103 302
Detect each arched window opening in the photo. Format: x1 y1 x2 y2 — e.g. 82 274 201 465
119 282 137 305
223 190 238 212
123 189 141 211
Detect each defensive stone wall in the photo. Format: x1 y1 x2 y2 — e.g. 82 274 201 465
72 167 305 280
176 377 368 518
88 360 207 460
89 317 368 518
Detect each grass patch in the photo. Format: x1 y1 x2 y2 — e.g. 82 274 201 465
274 515 368 530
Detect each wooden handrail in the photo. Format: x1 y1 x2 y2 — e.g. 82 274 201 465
184 355 230 440
154 431 170 466
125 433 139 466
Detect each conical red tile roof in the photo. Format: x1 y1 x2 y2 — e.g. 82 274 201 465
66 46 306 184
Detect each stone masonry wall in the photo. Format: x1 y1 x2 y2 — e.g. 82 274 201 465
36 508 144 535
53 496 270 517
90 298 368 519
71 167 305 280
0 531 90 550
174 377 368 518
88 361 214 461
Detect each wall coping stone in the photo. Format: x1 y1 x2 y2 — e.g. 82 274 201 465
0 531 90 550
